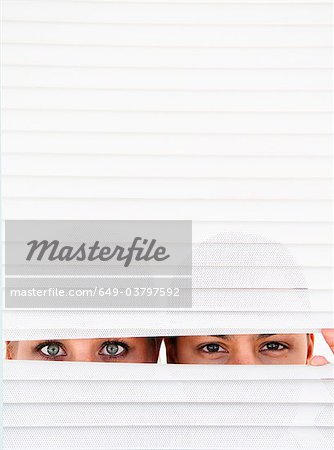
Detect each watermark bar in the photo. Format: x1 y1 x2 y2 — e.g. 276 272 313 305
5 220 192 309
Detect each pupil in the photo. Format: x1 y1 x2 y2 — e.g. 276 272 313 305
206 344 219 352
47 344 60 356
268 343 279 350
106 343 119 355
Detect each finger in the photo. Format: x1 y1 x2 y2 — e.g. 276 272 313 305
321 329 334 354
309 355 329 366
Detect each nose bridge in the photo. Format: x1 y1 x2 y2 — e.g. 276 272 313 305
228 341 258 365
69 340 95 362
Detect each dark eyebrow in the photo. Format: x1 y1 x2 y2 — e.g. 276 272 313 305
211 334 278 340
256 334 277 339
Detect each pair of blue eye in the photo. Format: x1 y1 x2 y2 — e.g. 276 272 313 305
39 342 125 357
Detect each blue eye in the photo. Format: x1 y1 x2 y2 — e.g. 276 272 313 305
39 342 66 357
99 342 128 357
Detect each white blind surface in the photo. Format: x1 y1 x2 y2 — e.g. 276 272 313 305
2 0 333 342
3 310 333 341
2 1 333 225
2 2 332 327
1 1 333 449
3 361 334 449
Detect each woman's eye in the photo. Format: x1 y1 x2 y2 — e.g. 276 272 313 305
201 343 225 353
260 342 287 352
99 342 127 357
39 343 66 357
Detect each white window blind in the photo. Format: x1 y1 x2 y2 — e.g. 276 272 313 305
3 361 334 449
1 0 333 449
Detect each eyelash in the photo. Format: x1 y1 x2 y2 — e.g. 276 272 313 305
35 340 130 360
199 343 227 353
98 341 130 359
35 341 66 360
197 341 290 354
259 341 289 352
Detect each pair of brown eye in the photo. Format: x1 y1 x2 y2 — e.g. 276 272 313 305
39 342 126 357
202 342 286 353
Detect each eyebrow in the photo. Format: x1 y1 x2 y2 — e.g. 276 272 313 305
212 334 277 340
256 334 277 340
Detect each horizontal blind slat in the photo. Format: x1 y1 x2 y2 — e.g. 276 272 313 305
4 360 333 381
3 2 331 24
4 402 333 428
4 379 332 404
3 22 331 46
3 155 331 178
4 111 331 134
4 242 333 266
4 177 332 200
3 199 331 221
3 67 331 89
3 221 331 243
2 89 332 111
2 133 332 156
3 289 333 311
4 311 333 340
3 0 330 3
192 222 333 244
3 46 332 68
4 425 334 449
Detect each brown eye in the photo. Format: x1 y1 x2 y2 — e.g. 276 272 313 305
201 343 225 353
260 342 288 352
